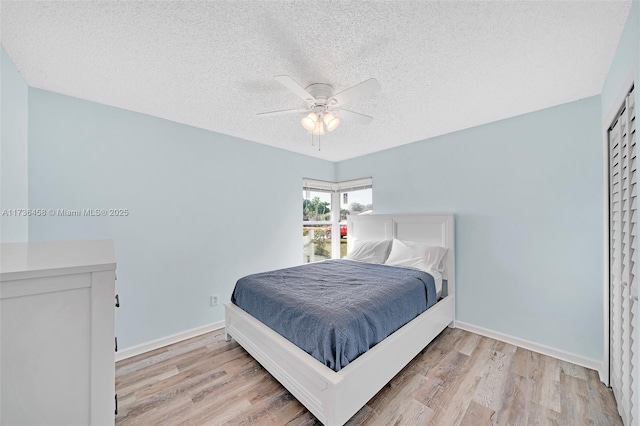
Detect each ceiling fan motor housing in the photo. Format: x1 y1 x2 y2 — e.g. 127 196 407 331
305 83 334 107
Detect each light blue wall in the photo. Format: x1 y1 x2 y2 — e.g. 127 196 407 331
337 96 603 360
28 88 334 349
0 46 29 242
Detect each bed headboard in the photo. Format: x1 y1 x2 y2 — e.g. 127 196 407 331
347 214 455 288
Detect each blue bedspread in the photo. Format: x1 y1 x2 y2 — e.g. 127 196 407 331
231 259 436 372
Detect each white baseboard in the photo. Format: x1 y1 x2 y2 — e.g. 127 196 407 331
115 320 225 362
116 319 607 383
455 321 605 381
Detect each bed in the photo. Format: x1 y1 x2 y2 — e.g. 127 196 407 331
224 213 455 425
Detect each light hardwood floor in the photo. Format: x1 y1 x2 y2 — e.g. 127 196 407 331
115 328 621 425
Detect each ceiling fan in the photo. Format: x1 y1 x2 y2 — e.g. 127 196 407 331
257 75 381 135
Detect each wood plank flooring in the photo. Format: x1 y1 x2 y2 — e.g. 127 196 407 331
115 328 621 425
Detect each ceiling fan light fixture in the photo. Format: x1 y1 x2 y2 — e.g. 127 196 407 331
301 112 319 131
260 75 380 141
323 112 340 132
311 122 325 136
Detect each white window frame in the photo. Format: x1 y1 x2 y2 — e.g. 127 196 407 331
303 177 373 258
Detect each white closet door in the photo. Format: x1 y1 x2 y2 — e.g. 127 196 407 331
611 103 624 413
629 89 638 426
610 86 638 426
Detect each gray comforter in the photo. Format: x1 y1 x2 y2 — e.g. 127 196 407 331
231 259 436 371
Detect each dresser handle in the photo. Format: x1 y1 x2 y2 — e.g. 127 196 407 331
115 294 120 308
115 337 118 352
115 394 118 415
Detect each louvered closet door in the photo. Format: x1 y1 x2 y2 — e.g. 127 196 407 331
610 86 638 426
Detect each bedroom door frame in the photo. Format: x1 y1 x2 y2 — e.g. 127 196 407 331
602 73 636 387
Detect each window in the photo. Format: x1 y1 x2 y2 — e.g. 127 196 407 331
338 187 373 258
303 177 373 262
302 187 332 263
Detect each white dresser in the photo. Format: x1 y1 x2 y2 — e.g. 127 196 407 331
0 240 116 426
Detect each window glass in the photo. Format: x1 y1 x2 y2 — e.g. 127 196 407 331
302 190 332 263
339 188 373 258
302 224 331 263
303 190 331 222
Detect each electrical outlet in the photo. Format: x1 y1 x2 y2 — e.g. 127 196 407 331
210 294 219 307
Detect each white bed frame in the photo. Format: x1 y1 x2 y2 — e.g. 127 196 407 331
224 214 455 425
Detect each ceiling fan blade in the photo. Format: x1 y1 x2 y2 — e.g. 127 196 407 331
256 108 309 117
329 78 381 106
274 75 316 104
336 109 374 125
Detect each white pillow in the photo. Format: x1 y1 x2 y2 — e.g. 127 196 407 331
385 239 448 274
346 239 393 264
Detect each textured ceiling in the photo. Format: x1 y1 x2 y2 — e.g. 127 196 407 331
1 1 632 161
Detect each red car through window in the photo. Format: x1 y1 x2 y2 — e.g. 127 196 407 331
325 224 347 238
